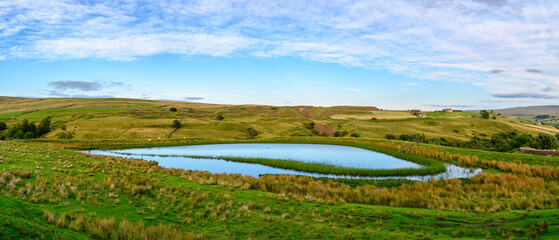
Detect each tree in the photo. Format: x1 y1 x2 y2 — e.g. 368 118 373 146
479 110 490 119
172 120 181 128
170 107 177 112
0 122 6 131
24 132 35 139
531 133 559 150
13 130 24 139
36 117 51 136
247 127 259 139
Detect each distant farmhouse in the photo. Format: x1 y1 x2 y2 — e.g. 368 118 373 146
442 108 453 113
409 109 427 118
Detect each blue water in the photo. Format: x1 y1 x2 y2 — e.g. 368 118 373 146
86 143 483 181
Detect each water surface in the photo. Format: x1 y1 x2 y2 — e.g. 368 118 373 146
87 143 482 181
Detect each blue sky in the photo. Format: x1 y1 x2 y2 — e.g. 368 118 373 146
1 0 558 110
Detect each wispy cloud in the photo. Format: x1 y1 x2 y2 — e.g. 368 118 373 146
49 81 102 91
2 0 559 100
479 99 523 103
492 92 559 99
184 97 204 101
525 69 543 73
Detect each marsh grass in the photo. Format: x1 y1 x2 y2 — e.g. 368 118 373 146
118 150 446 177
1 140 558 239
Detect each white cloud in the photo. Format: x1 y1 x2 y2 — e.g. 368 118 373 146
1 0 558 99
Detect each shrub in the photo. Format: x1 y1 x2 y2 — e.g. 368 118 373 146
479 110 490 119
398 133 425 142
530 133 559 150
13 130 24 139
170 107 177 112
0 122 6 131
385 134 397 140
56 132 74 139
247 127 259 139
172 120 181 128
0 136 5 141
370 117 377 120
303 121 315 130
333 131 348 137
24 132 36 139
215 114 224 120
350 133 360 138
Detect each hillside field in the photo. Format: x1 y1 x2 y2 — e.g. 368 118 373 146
1 97 558 141
1 97 559 239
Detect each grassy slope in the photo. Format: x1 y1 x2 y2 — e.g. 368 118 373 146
1 96 558 141
1 141 559 239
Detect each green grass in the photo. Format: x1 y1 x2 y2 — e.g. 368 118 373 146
2 96 558 141
2 141 559 239
3 97 559 238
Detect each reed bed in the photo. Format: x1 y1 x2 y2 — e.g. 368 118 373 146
116 151 446 177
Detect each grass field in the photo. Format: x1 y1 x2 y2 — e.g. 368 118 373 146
1 96 558 142
2 138 559 239
2 97 559 239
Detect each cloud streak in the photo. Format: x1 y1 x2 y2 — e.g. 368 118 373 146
492 92 559 99
49 81 102 91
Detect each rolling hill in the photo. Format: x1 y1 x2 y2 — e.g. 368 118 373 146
1 96 558 141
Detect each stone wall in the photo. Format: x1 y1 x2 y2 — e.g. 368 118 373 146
519 147 559 157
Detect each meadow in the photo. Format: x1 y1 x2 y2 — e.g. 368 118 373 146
2 97 559 239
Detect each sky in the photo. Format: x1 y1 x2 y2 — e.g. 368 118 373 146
0 0 558 110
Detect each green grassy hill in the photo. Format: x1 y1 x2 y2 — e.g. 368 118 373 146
1 96 558 141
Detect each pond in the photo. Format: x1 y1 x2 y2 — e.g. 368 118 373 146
86 143 483 181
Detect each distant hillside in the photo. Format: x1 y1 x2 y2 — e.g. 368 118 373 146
1 96 558 140
475 105 559 117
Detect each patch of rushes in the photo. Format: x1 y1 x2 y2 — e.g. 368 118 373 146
111 144 446 177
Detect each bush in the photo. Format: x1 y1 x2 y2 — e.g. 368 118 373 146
385 134 396 140
0 122 6 131
170 107 177 112
215 114 224 120
350 133 360 138
333 131 348 137
531 133 559 150
370 117 377 120
56 132 74 139
479 110 490 119
14 130 24 139
172 120 181 128
398 133 425 142
247 127 259 139
24 132 36 139
303 121 315 130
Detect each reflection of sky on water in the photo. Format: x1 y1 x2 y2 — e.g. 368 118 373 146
87 143 483 180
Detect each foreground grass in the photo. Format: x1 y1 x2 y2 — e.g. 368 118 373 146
1 140 559 239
